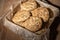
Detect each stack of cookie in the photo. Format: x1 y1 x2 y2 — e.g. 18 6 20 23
12 0 50 32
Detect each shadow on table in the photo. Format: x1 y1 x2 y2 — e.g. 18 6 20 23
49 16 60 40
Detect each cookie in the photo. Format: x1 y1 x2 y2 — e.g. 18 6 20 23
21 1 37 11
31 7 49 22
12 10 30 23
19 16 42 32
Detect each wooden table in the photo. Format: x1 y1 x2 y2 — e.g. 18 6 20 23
48 0 60 7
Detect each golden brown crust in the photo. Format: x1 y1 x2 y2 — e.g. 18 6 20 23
21 1 37 11
31 7 49 22
18 16 42 32
12 10 30 23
